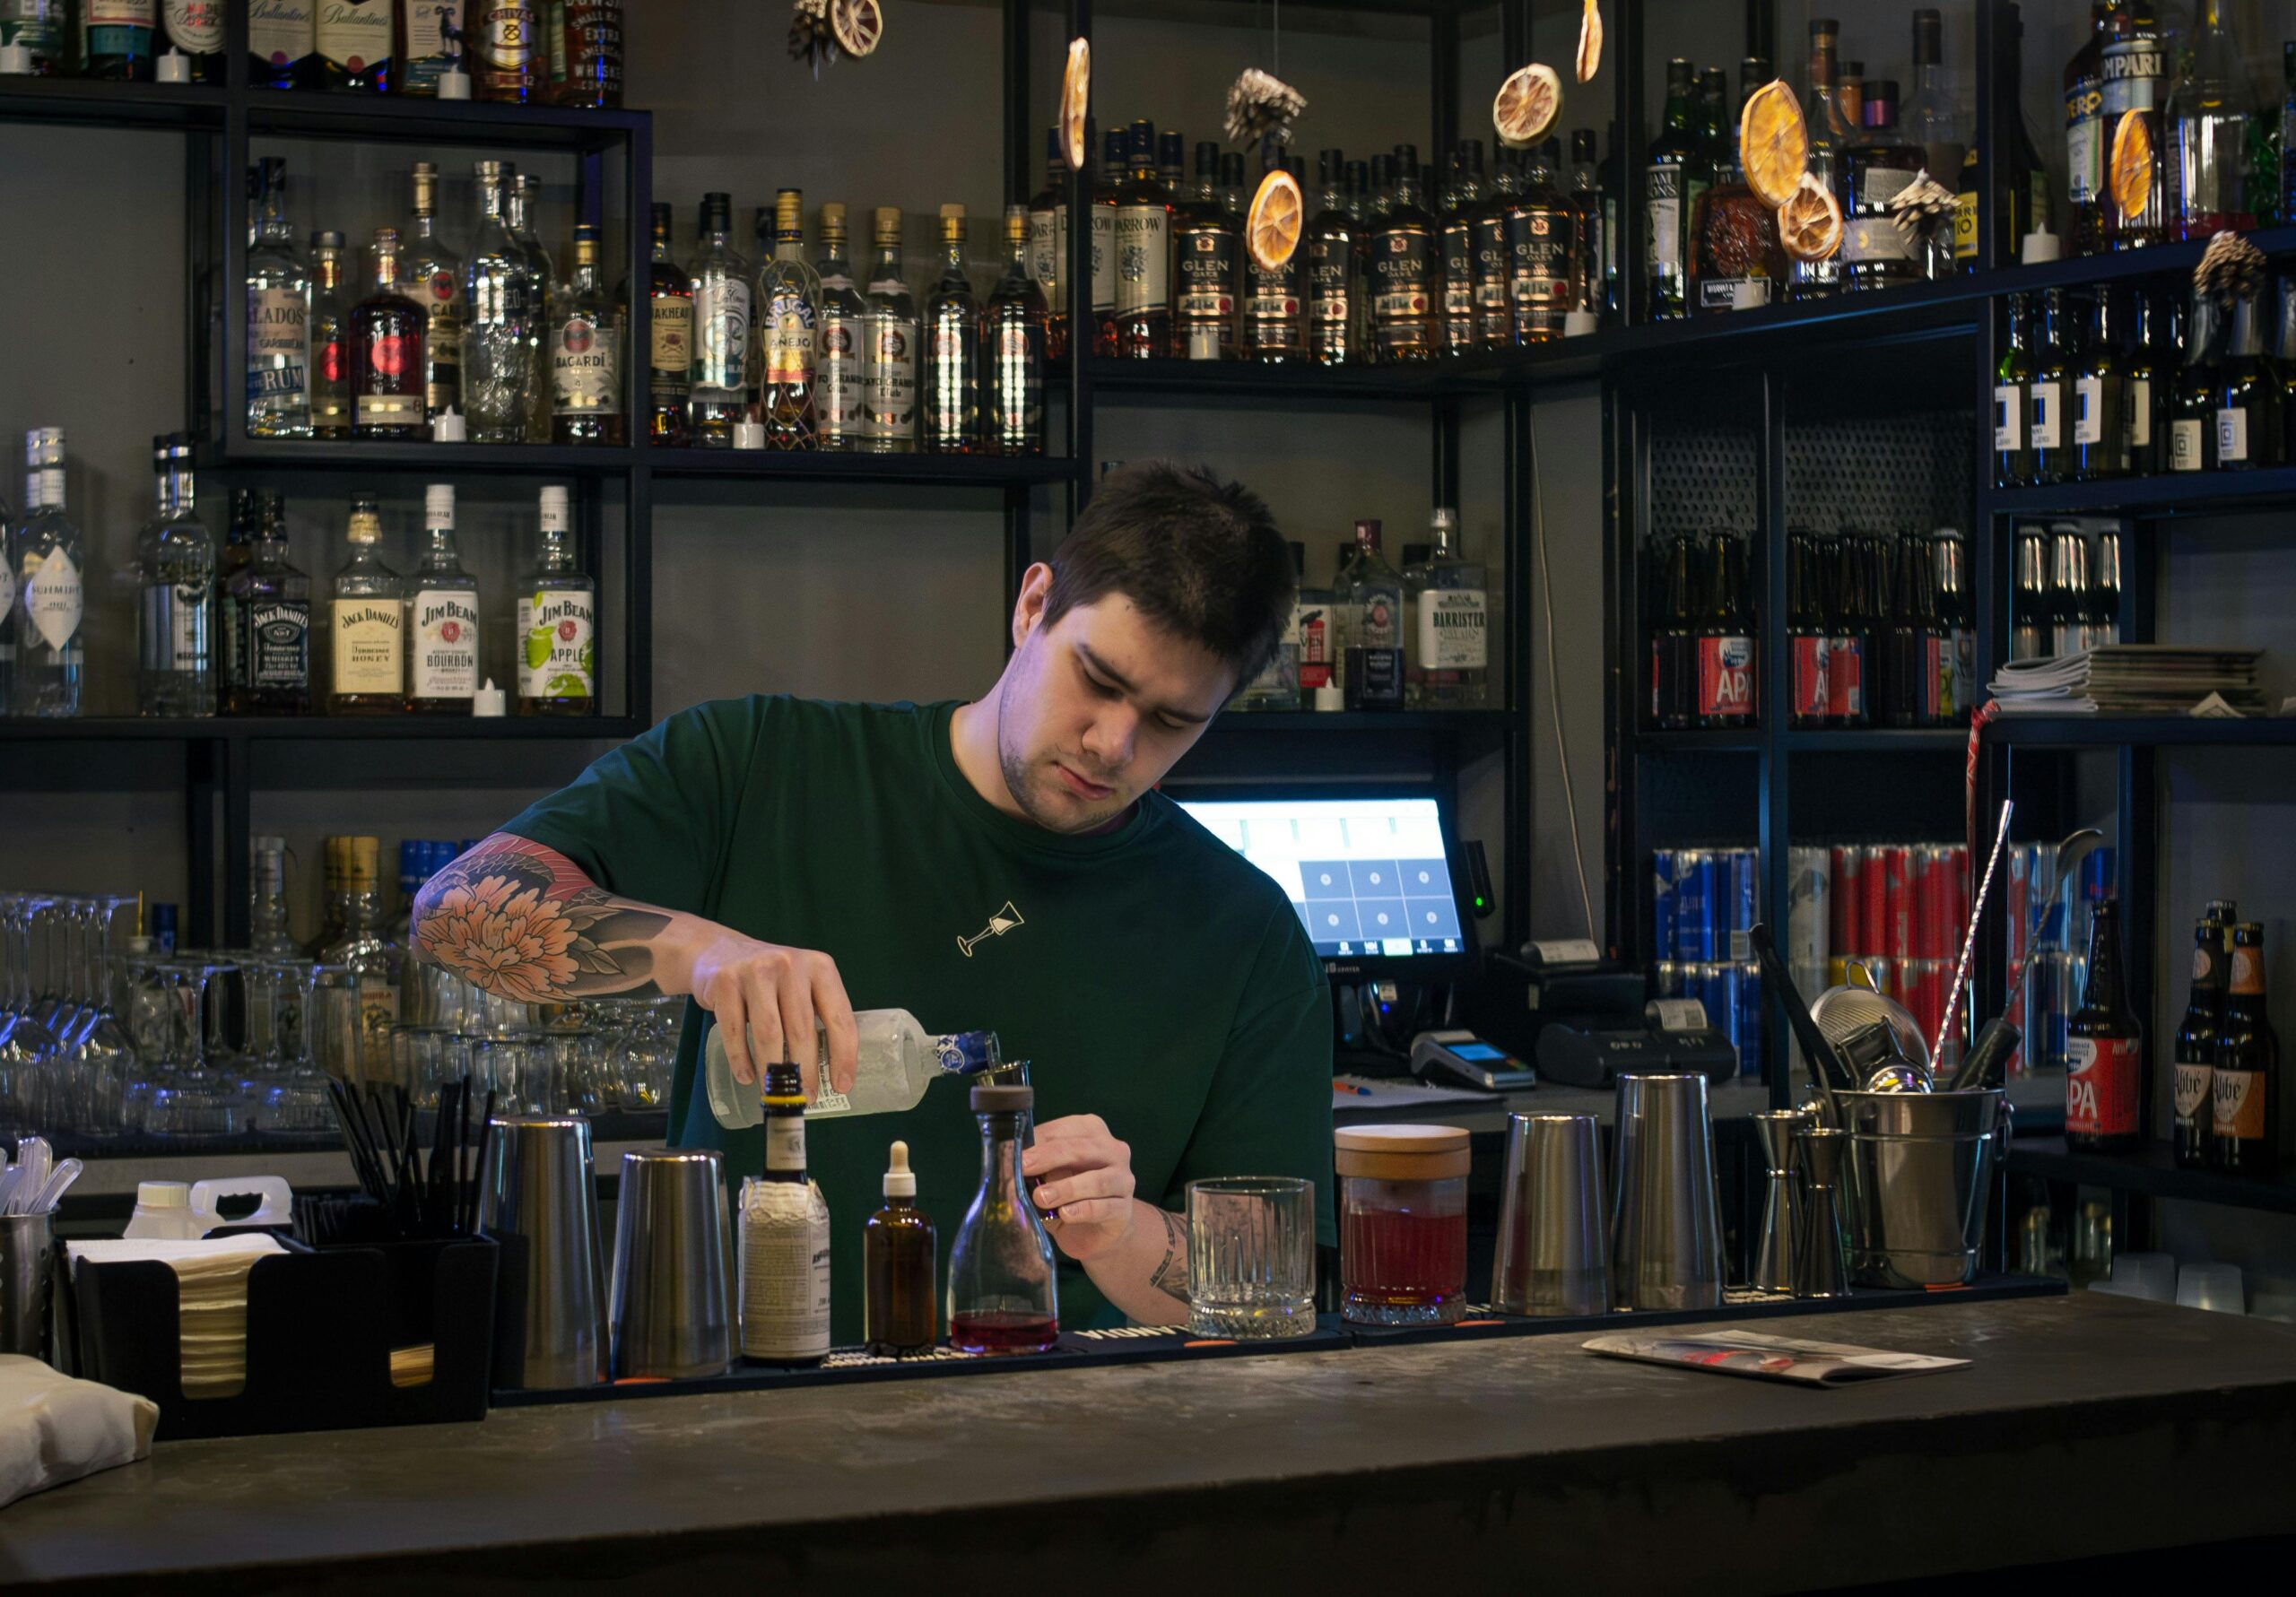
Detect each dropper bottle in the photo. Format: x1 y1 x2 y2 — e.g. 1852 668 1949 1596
865 1140 938 1355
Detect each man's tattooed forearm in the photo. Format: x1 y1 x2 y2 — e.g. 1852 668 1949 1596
408 833 675 1004
1147 1207 1189 1299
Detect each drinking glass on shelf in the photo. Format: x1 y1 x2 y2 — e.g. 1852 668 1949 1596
142 953 246 1141
0 897 64 1139
1185 1176 1318 1339
308 965 363 1085
612 997 681 1112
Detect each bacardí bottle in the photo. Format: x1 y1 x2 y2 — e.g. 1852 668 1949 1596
1370 151 1436 361
2066 896 2143 1154
813 204 866 449
551 226 621 445
517 484 595 716
2212 921 2278 1176
920 204 979 453
406 483 479 714
2173 912 2228 1169
1174 141 1239 360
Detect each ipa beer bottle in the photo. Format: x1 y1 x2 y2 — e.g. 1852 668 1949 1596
2212 922 2278 1176
2172 913 2228 1169
2066 897 2143 1153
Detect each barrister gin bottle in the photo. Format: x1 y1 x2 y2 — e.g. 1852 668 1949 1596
517 485 595 716
1405 508 1489 709
407 484 479 714
329 499 404 716
135 433 215 717
247 158 312 439
13 428 83 717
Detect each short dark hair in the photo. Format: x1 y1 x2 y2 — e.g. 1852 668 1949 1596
1042 463 1294 688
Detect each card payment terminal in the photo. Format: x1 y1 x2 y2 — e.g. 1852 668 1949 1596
1409 1029 1537 1092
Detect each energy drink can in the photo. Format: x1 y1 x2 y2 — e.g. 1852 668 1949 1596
1674 849 1714 962
1880 844 1913 960
1831 845 1866 962
1737 959 1763 1077
1652 847 1679 963
1725 847 1758 961
1787 846 1831 968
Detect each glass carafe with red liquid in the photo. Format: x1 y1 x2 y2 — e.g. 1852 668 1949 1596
1335 1124 1470 1325
947 1082 1060 1354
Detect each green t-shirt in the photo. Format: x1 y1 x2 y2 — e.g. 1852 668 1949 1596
504 695 1335 1341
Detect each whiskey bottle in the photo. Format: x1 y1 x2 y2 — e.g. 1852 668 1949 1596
405 161 464 423
1090 126 1123 357
1475 146 1518 347
1683 68 1726 270
216 488 258 627
1307 148 1360 364
1243 156 1307 362
516 484 595 716
983 204 1048 456
1646 58 1698 316
861 206 917 452
637 203 692 446
2172 914 2227 1170
159 0 223 81
1113 120 1172 358
134 433 214 718
1439 140 1484 356
1789 26 1843 298
508 174 555 443
1 0 70 74
350 227 427 440
2101 4 2167 249
2211 921 2278 1176
2213 291 2278 471
1404 508 1489 709
2065 4 2109 255
1513 139 1570 342
1156 129 1186 196
1840 79 1927 291
753 188 822 449
308 231 352 439
552 222 622 445
221 491 310 715
1370 150 1437 361
1027 127 1069 360
82 1 155 80
473 0 537 102
2073 287 2129 480
463 161 536 445
553 0 621 108
248 0 314 87
396 0 464 95
685 191 752 448
2168 289 2220 472
920 204 980 453
1956 4 2049 271
1994 292 2035 486
2124 288 2165 473
407 483 479 714
1344 157 1374 353
246 158 312 439
814 203 867 449
10 429 81 716
1174 140 1240 360
1566 128 1612 325
328 499 404 716
2026 288 2074 486
317 0 390 91
1689 60 1786 313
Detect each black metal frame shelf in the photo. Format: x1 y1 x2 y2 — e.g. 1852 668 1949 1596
204 440 639 473
1982 716 2296 750
2006 1138 2296 1219
1781 728 1972 754
0 716 643 742
1991 466 2296 517
643 449 1074 486
1204 710 1516 737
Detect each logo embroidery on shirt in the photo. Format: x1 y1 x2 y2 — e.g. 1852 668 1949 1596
958 900 1025 958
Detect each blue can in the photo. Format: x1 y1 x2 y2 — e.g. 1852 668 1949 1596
1692 961 1738 1054
1652 847 1679 963
1737 959 1763 1077
1726 847 1759 960
1674 850 1715 961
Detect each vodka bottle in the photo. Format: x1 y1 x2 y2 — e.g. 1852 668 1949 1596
705 1009 1002 1127
134 432 215 717
12 427 83 716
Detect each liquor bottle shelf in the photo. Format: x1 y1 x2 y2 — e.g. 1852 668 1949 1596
1989 465 2296 517
1083 357 1476 402
0 716 643 742
1205 709 1516 736
1781 727 1970 753
1981 715 2296 750
206 439 637 474
2006 1136 2296 1217
1632 728 1763 753
0 74 227 128
0 75 643 145
642 448 1074 486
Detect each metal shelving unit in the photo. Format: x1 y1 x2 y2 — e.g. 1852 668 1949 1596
2006 1139 2296 1219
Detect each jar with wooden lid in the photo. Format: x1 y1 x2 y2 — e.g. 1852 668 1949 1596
1335 1124 1471 1325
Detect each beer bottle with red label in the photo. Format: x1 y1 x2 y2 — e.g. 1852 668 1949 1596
1696 533 1757 728
1649 531 1698 730
1879 530 1944 727
1823 531 1867 725
2066 896 2142 1153
2212 922 2277 1176
1787 528 1828 727
2172 913 2228 1169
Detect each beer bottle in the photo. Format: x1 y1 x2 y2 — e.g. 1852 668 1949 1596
1649 531 1699 730
2048 527 2092 658
2026 288 2074 486
2212 922 2278 1176
2010 528 2049 661
1787 528 1829 728
2172 914 2228 1170
1696 533 1756 729
2066 897 2142 1154
1879 531 1944 727
1823 531 1867 725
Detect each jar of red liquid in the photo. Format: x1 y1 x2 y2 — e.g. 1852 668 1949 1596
1335 1124 1471 1325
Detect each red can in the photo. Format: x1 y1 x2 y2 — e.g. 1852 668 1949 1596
1912 845 1949 959
1880 845 1913 960
1831 845 1865 960
1895 957 1945 1046
1946 845 1970 954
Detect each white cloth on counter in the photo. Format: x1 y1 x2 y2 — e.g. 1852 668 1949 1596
0 1355 158 1511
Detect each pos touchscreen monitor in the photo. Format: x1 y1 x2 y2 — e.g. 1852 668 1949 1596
1175 789 1476 979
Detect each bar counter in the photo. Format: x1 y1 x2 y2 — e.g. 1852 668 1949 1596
4 1291 2293 1593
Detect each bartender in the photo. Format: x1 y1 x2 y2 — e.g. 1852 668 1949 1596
411 464 1335 1338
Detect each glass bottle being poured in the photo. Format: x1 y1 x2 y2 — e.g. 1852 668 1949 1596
704 1009 1000 1127
947 1082 1059 1355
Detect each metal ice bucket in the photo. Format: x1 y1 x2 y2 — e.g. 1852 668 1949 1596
1838 1089 2008 1289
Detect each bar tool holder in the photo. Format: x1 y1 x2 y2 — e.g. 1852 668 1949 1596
1791 1127 1852 1300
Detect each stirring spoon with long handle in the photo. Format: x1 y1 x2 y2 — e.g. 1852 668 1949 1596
1935 799 2014 1065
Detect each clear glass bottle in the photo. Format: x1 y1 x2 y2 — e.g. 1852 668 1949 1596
1790 26 1844 299
984 204 1048 456
752 187 821 449
508 174 555 442
1 0 71 75
516 483 595 716
637 202 691 447
947 1083 1060 1355
12 427 81 716
2164 0 2255 241
248 836 301 955
321 834 401 1081
2103 3 2168 249
1243 154 1308 362
686 191 752 448
865 1140 937 1356
1404 508 1490 709
1112 118 1172 358
407 482 479 713
704 1009 1000 1127
462 160 533 446
247 157 312 439
813 203 866 451
552 221 622 445
1174 139 1240 361
405 161 464 423
220 490 310 716
134 433 214 718
921 204 979 455
1307 147 1361 364
1371 149 1438 360
1648 57 1700 315
861 207 918 453
1902 9 1965 210
350 226 427 440
1028 126 1070 359
308 230 351 439
1339 516 1405 670
328 498 403 716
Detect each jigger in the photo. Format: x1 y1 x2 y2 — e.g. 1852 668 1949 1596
1492 1114 1609 1316
1749 1109 1812 1294
1791 1125 1852 1300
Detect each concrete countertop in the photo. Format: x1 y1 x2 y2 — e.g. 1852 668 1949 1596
2 1292 2291 1593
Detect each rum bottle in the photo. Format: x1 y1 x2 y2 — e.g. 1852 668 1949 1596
1027 127 1069 359
983 204 1047 456
1111 119 1172 358
2173 914 2227 1170
2066 897 2143 1154
2102 3 2168 248
920 204 979 454
864 1141 937 1357
2066 3 2110 255
753 187 821 449
516 484 595 716
685 191 752 448
947 1083 1059 1356
814 203 867 449
638 202 692 446
405 161 464 423
1308 148 1361 363
247 158 312 440
406 483 480 714
308 230 352 440
349 227 427 441
328 499 404 716
1174 140 1240 360
1647 57 1698 316
133 433 214 718
1513 139 1570 342
315 0 389 90
221 491 311 716
861 206 918 452
1370 150 1436 361
1244 155 1307 362
248 0 315 87
472 0 537 101
1439 140 1484 355
2212 922 2277 1176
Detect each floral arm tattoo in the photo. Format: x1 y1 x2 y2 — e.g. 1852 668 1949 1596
409 832 677 1005
1146 1208 1189 1300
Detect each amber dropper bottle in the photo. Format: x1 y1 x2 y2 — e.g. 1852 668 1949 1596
865 1140 938 1355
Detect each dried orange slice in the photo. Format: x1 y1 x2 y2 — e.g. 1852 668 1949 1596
1059 37 1091 171
2110 108 2152 220
1247 167 1304 272
1739 79 1809 210
1493 63 1561 149
1776 171 1842 263
1576 0 1603 83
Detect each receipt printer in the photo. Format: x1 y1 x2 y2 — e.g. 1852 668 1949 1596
1467 943 1739 1088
